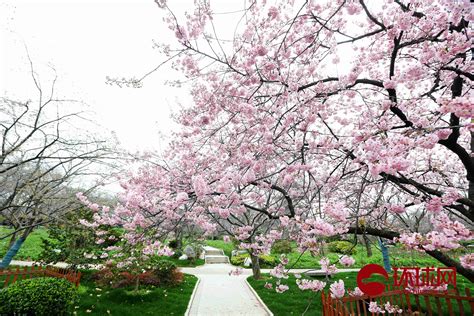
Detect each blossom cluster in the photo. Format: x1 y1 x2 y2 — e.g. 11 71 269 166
368 302 403 314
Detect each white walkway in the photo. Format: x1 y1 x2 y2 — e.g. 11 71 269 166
182 247 271 316
182 264 270 316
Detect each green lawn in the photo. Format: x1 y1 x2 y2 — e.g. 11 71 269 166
0 226 50 261
204 239 448 270
0 228 466 276
75 273 198 316
205 240 235 257
248 272 473 316
284 245 443 269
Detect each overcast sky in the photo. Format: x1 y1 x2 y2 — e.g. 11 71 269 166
0 0 243 152
1 0 355 155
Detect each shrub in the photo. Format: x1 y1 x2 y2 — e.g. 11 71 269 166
325 235 343 243
148 258 183 286
259 254 277 266
93 258 183 289
0 277 78 316
114 271 161 288
231 237 241 248
40 208 121 268
92 267 118 287
230 254 248 266
271 240 292 254
328 241 357 255
230 253 277 267
168 240 180 249
171 249 183 259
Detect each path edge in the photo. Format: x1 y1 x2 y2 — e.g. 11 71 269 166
184 275 201 316
244 276 274 316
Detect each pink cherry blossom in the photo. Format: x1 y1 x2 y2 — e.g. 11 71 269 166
255 46 268 57
264 282 273 289
229 268 243 276
275 284 289 293
339 255 355 267
267 6 279 20
270 264 288 279
384 302 403 314
460 254 474 270
330 280 345 299
348 287 364 297
78 0 474 284
192 175 209 198
320 257 338 275
368 302 385 313
296 279 326 292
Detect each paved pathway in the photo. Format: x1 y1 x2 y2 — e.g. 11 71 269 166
182 246 271 316
182 263 270 316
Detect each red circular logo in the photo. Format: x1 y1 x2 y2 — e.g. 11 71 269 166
357 264 388 296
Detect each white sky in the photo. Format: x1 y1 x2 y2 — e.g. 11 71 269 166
0 0 235 152
0 0 360 195
0 0 250 193
0 0 352 154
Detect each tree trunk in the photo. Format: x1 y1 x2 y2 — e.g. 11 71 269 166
0 227 33 269
250 253 261 280
363 234 372 257
135 276 140 292
470 116 474 215
378 238 392 273
8 232 17 249
0 237 25 269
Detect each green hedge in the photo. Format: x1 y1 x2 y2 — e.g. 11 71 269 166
149 258 182 285
0 277 78 316
327 241 357 255
231 254 277 267
271 240 292 254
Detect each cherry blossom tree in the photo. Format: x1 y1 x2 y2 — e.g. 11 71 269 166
89 0 473 284
0 64 119 268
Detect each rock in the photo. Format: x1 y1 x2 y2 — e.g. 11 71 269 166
178 254 188 260
183 245 196 258
232 250 248 258
243 257 252 267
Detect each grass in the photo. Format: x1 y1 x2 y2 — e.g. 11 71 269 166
205 239 235 257
75 273 198 316
0 226 205 267
204 239 448 270
0 226 50 261
0 268 198 316
0 228 467 278
284 245 444 269
248 272 474 316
